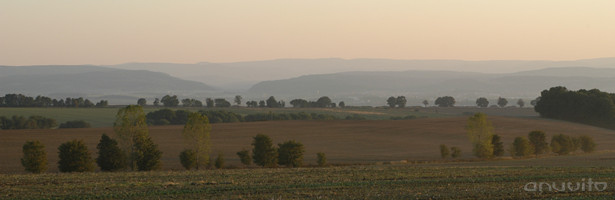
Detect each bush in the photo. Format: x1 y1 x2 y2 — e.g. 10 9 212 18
252 134 278 167
579 135 596 153
491 135 504 157
58 140 95 172
551 134 574 155
21 140 47 173
134 136 162 171
180 149 197 170
439 144 449 159
317 152 327 167
528 130 549 156
450 147 462 158
96 134 126 172
278 140 305 168
59 120 91 129
236 149 252 166
215 152 224 169
512 137 533 157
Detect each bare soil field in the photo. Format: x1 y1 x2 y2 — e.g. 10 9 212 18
1 116 614 173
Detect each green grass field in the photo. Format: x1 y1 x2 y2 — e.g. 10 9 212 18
0 106 538 128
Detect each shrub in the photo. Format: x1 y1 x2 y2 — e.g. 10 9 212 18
21 140 47 173
215 152 224 169
491 135 505 157
512 137 533 157
58 140 95 172
59 120 91 129
450 147 462 158
551 134 574 155
579 135 596 153
133 136 162 171
96 134 126 172
528 130 549 156
317 152 327 167
252 134 278 167
278 140 305 168
439 144 449 159
236 149 252 166
180 149 197 170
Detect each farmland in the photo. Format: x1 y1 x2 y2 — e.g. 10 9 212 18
2 107 615 199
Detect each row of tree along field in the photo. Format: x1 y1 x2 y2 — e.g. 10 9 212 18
440 113 597 159
0 94 108 107
0 116 92 130
20 105 323 173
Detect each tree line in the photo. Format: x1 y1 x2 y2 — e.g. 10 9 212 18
146 109 339 125
534 86 615 128
0 94 108 108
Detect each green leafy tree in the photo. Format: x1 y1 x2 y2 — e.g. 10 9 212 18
497 97 508 108
512 137 533 157
236 149 252 166
422 100 429 107
153 98 160 106
451 147 462 158
528 130 549 156
137 98 147 106
476 97 489 108
133 136 162 171
339 101 346 108
517 99 525 108
579 135 596 153
466 113 494 158
96 134 126 172
252 134 278 167
396 96 407 108
234 95 242 106
435 96 455 107
179 149 197 170
205 98 214 108
317 152 327 167
439 144 450 159
266 96 280 108
278 140 305 167
21 140 47 173
215 152 224 169
58 140 95 172
182 113 211 169
491 134 505 157
386 96 397 108
316 96 332 108
161 95 179 107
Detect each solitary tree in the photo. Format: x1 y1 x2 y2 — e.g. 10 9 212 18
133 136 162 171
234 95 242 106
317 152 327 167
497 97 508 108
528 130 548 156
396 96 407 108
439 144 450 159
161 95 179 107
316 96 332 108
517 99 525 108
476 97 489 108
386 96 397 108
512 137 533 157
137 98 147 106
466 113 494 158
181 112 211 169
21 140 47 173
278 140 305 167
153 98 160 106
58 140 95 172
422 100 429 107
266 96 280 108
236 149 252 166
96 134 126 172
435 96 456 107
252 134 278 167
491 134 505 157
339 101 346 108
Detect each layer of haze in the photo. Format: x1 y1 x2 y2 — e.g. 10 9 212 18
1 0 614 66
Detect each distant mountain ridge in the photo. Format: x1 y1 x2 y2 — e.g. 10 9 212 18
0 65 215 104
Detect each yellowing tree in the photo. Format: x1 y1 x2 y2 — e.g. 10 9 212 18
114 105 149 170
182 112 211 169
466 113 494 158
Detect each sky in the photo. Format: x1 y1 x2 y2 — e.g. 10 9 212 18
1 0 615 66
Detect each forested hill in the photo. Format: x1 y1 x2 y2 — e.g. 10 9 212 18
0 65 215 99
246 67 615 100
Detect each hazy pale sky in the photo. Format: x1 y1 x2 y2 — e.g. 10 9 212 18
1 0 614 65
